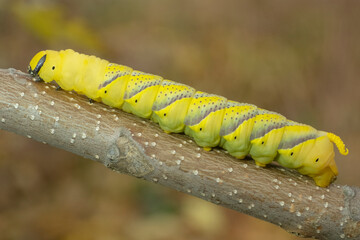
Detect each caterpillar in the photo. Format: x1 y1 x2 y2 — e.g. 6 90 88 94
28 49 349 187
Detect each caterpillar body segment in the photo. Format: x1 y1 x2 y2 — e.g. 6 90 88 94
276 134 338 187
151 80 196 133
28 49 349 187
249 110 287 167
184 92 227 148
122 71 163 118
275 123 319 170
219 101 258 159
98 63 133 108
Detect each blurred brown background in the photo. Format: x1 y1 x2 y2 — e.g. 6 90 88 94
0 0 359 239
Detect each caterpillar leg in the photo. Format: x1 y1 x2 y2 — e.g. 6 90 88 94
252 156 274 167
203 147 212 151
33 76 43 82
311 167 338 188
56 86 62 91
255 161 267 167
164 130 172 134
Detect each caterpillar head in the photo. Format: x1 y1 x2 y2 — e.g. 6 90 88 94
28 50 61 82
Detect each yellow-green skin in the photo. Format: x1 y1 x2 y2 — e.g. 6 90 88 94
28 49 349 187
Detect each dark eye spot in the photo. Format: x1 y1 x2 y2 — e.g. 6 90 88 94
290 152 293 156
261 141 264 144
199 128 202 131
164 113 166 116
135 99 138 103
104 90 107 94
52 66 55 70
315 158 319 163
234 136 237 140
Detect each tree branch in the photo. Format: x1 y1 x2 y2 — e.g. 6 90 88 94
0 68 359 239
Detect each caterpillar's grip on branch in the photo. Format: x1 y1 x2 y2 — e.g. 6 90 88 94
28 49 349 187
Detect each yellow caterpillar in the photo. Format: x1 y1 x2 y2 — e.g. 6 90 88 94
28 49 349 187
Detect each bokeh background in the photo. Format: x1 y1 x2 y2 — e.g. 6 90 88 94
0 0 359 239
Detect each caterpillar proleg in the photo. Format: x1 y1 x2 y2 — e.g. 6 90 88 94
28 49 349 187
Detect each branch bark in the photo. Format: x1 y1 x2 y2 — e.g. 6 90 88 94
0 68 359 239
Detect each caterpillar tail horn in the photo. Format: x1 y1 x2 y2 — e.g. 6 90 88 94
327 132 349 156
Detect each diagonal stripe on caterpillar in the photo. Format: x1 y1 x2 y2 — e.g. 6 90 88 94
28 49 349 187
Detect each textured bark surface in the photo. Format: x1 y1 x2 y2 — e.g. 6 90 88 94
0 68 359 239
